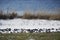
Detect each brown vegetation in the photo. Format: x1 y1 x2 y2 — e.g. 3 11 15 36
22 13 60 20
0 10 60 20
0 11 17 19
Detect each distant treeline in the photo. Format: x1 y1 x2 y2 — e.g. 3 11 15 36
0 12 17 19
0 10 60 20
22 13 60 20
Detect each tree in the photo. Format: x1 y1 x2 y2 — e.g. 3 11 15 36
0 10 3 19
9 12 17 19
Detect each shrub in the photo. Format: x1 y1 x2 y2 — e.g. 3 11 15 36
37 14 50 19
9 12 17 19
49 15 60 20
22 12 33 19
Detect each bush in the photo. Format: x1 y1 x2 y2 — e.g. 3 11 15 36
22 12 33 19
37 14 50 19
49 15 60 20
0 10 18 19
9 12 17 19
0 10 60 20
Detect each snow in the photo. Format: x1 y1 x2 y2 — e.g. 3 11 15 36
0 18 60 29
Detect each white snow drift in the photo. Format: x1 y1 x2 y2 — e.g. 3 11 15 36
0 18 60 29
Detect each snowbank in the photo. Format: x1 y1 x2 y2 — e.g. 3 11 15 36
0 18 60 29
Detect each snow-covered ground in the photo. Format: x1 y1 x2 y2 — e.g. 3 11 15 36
0 18 60 29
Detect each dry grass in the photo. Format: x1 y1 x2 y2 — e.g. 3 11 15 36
0 10 60 20
0 32 60 40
